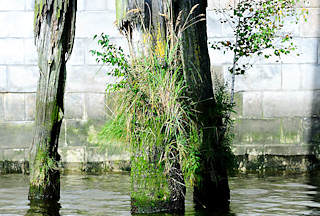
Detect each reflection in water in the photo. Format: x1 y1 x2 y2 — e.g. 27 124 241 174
25 200 60 216
2 173 320 215
307 171 320 215
133 208 235 216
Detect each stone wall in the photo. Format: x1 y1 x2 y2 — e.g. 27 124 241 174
0 0 319 173
207 0 320 171
0 0 130 173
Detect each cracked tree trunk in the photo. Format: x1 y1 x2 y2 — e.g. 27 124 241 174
28 0 77 201
173 0 230 210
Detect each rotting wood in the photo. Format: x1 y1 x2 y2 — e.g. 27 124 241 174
29 0 77 201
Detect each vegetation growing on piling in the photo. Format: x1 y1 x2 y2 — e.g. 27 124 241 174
92 1 238 212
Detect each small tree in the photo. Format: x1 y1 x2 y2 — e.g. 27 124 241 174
211 0 308 103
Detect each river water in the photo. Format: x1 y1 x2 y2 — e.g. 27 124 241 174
1 173 320 215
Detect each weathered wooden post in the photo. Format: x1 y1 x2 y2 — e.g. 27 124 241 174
174 0 230 210
28 0 77 200
116 0 185 214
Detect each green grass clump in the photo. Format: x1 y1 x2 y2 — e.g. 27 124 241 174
91 29 202 186
91 5 237 208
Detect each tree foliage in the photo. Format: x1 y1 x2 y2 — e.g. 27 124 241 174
211 0 308 102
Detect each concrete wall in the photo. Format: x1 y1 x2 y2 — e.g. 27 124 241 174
0 0 319 173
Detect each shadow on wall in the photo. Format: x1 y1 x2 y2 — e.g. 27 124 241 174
308 7 320 168
309 66 320 167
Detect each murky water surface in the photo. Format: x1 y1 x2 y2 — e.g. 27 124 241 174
1 173 320 215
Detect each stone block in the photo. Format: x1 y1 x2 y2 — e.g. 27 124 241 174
281 15 300 37
64 119 104 147
66 65 107 92
281 38 318 64
75 11 121 38
207 0 219 10
25 0 34 11
206 11 224 38
7 66 38 92
77 0 85 11
263 91 313 118
80 0 109 11
282 64 301 90
106 0 116 11
0 122 34 149
300 9 320 37
23 38 38 64
301 64 320 90
208 40 234 65
220 17 235 37
85 147 106 162
85 93 106 119
3 148 26 161
0 39 24 64
311 91 320 116
106 152 130 161
65 120 87 146
0 0 25 11
0 66 7 91
85 37 102 65
242 92 263 118
0 12 33 37
234 119 281 144
25 93 36 121
303 117 320 145
59 119 67 147
280 118 303 144
233 92 243 118
211 65 224 83
255 49 283 64
227 64 281 91
104 92 121 120
99 140 129 159
0 94 4 120
65 120 88 146
67 39 85 65
264 144 310 156
65 93 84 120
232 144 264 156
4 93 25 120
59 146 85 163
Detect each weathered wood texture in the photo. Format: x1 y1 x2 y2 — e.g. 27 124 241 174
29 0 77 200
116 0 167 58
173 0 230 210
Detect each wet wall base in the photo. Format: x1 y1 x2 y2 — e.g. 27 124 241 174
0 161 130 175
1 155 320 175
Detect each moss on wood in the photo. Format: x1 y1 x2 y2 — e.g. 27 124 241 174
29 0 77 201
